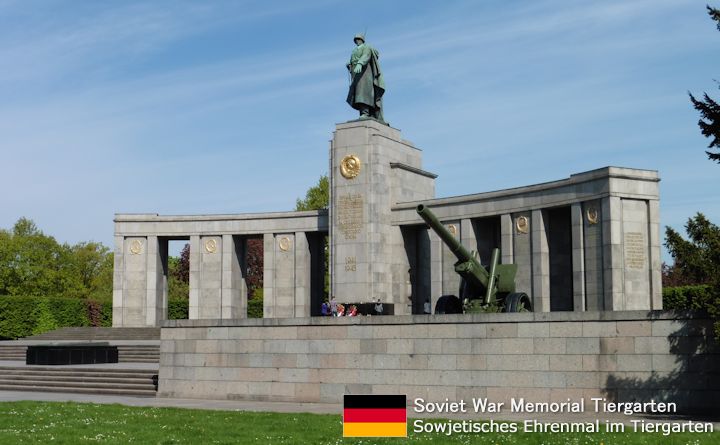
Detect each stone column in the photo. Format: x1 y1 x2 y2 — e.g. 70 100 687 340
500 214 513 265
570 203 585 311
512 212 533 303
115 236 166 327
199 235 223 318
121 236 148 326
264 233 297 318
441 220 462 295
294 232 311 317
429 230 443 300
189 235 201 319
648 200 663 309
583 200 604 311
602 196 623 310
145 236 167 326
460 219 477 254
112 236 125 327
263 233 276 318
621 199 652 310
531 210 550 312
221 235 245 319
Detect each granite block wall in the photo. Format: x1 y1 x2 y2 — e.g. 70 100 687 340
159 312 720 413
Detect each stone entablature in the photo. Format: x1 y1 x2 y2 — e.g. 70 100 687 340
114 210 328 236
390 167 659 224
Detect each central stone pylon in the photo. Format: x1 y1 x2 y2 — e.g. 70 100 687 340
329 119 436 313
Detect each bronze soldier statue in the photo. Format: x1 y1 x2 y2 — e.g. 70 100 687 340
346 34 385 122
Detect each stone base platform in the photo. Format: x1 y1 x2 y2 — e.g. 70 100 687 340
159 311 720 414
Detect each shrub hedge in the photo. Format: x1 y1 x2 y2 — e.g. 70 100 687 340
662 285 714 311
168 298 189 320
0 293 264 339
0 296 110 340
248 298 263 318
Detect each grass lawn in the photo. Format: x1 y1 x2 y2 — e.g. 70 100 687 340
0 401 716 444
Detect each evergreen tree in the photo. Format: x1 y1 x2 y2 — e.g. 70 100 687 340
665 213 720 338
689 5 720 163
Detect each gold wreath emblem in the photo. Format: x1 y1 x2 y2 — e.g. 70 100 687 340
340 155 361 179
129 239 143 255
516 216 529 234
586 207 599 225
448 224 457 236
204 239 217 254
279 236 291 252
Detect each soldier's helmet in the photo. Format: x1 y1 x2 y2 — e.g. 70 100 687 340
353 33 365 43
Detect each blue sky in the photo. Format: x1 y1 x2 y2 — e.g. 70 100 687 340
0 0 718 262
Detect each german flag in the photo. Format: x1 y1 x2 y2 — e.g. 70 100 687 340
343 395 407 437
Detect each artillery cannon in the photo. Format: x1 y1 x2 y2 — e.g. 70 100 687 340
416 204 532 313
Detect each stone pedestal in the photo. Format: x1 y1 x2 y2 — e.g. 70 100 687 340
330 120 435 311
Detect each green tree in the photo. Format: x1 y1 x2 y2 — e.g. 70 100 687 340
168 243 190 302
664 213 720 285
295 175 329 210
689 5 720 163
171 244 190 284
0 218 65 297
0 218 113 300
64 242 113 300
664 213 720 338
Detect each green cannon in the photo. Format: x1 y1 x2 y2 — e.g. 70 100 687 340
416 204 532 313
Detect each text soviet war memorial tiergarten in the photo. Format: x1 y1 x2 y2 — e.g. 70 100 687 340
106 34 719 415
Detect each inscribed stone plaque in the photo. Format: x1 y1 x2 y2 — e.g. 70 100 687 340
337 193 364 240
624 232 646 269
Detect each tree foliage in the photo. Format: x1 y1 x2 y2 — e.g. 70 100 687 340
168 243 190 303
171 244 190 284
295 175 329 211
689 5 720 163
664 213 720 338
0 218 113 300
664 213 720 285
246 238 263 299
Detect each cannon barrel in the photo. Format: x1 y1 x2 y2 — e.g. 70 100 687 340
416 204 491 292
416 204 474 264
416 203 524 311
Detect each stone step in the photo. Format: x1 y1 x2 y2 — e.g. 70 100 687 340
0 366 156 377
0 373 157 383
0 374 153 384
0 364 158 397
0 378 154 390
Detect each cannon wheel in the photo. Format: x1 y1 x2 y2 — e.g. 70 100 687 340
435 295 463 314
502 292 532 312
